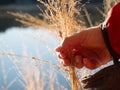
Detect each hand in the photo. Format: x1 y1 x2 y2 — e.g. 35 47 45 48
55 25 112 69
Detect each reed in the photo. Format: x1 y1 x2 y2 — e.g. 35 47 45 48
104 0 120 14
36 0 83 90
8 0 120 90
9 0 84 90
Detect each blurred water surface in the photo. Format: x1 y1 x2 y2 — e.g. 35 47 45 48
0 27 113 90
0 27 71 90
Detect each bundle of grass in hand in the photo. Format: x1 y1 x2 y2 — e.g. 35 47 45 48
9 0 85 90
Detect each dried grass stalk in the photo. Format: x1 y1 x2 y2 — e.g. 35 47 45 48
9 0 84 90
103 0 120 14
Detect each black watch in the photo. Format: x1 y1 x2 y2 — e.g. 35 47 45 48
101 23 119 64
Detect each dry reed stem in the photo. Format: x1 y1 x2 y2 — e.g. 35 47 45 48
69 67 78 90
8 12 52 28
83 7 93 27
0 52 69 72
38 0 81 90
7 0 120 89
0 59 17 90
103 0 120 15
40 0 82 89
9 0 84 90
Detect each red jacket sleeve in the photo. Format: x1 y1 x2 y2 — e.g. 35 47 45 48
104 2 120 56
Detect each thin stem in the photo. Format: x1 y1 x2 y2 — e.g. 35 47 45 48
69 66 78 90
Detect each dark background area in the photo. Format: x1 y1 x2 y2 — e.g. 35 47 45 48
0 0 103 32
0 0 103 5
0 0 39 32
0 0 37 5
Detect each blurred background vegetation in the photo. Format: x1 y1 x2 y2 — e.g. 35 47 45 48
0 0 119 90
0 0 104 32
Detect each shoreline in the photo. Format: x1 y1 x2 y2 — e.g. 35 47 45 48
0 3 103 32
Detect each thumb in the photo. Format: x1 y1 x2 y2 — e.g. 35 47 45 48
55 46 62 52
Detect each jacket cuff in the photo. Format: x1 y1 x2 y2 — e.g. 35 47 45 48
100 23 119 64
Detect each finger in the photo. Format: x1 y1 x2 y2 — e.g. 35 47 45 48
55 46 62 52
60 59 70 66
58 54 64 59
57 52 66 59
74 55 84 68
83 58 99 70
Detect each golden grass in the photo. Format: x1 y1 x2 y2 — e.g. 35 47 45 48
9 0 84 38
104 0 120 14
9 0 84 90
7 0 120 90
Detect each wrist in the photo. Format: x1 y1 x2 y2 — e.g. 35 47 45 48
100 23 119 64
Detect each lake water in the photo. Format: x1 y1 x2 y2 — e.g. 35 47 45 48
0 27 71 90
0 27 113 90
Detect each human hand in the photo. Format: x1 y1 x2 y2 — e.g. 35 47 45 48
55 26 112 69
